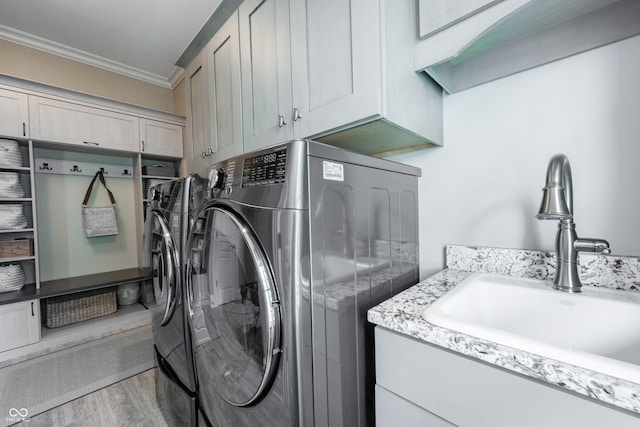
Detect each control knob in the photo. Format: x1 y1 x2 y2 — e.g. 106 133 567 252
213 168 226 190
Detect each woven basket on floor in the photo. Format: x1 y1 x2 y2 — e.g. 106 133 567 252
44 287 117 328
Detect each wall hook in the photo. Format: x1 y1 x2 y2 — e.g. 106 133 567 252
122 169 132 176
70 165 82 173
100 167 108 174
39 162 53 171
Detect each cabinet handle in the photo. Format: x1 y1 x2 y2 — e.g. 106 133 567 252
31 302 34 316
202 149 207 158
22 122 26 137
293 108 302 122
207 147 214 156
141 140 145 152
83 141 100 146
278 114 287 128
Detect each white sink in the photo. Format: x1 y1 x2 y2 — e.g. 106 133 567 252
423 273 640 383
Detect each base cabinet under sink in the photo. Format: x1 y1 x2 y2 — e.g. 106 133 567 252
374 327 640 427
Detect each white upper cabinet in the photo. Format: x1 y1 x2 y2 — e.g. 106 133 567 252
0 87 29 138
29 96 139 153
239 0 443 156
239 0 293 152
139 118 183 158
185 10 244 174
288 0 381 141
185 49 211 174
416 0 640 93
207 11 244 163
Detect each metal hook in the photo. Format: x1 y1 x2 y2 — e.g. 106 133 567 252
39 163 53 171
122 169 132 176
70 165 82 173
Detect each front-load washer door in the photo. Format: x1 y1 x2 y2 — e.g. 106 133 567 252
186 203 281 409
150 209 179 327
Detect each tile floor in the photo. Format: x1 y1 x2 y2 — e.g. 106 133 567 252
16 369 168 427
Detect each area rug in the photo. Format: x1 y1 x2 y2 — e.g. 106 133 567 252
0 326 154 426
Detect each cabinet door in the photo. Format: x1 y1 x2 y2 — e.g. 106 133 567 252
140 118 183 158
29 96 139 152
206 11 244 162
289 0 381 139
239 0 293 152
185 50 212 174
0 299 40 352
0 88 29 139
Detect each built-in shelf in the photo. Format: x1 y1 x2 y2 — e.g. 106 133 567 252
0 166 30 172
141 174 176 180
0 228 34 234
0 267 153 306
0 255 35 263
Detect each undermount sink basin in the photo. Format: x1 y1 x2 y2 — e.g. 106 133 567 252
423 273 640 383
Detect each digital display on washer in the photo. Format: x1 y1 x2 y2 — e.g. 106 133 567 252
242 148 287 187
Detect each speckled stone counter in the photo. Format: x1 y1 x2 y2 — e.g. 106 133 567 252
368 245 640 416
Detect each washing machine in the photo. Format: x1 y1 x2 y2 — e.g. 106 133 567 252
186 140 420 426
144 177 198 427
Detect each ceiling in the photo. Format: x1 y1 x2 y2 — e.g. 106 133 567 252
0 0 223 88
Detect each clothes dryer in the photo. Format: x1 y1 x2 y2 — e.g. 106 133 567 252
186 140 420 426
144 177 198 426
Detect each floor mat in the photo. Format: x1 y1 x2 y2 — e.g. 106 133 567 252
0 326 154 427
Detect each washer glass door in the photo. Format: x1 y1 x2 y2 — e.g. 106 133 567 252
187 204 281 407
150 209 178 326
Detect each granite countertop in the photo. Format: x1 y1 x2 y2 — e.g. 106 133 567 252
367 245 640 416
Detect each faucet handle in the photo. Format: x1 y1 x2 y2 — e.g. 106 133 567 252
575 238 610 254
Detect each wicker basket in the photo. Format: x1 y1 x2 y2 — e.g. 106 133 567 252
44 287 117 328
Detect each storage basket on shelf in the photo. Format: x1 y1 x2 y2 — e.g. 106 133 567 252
116 282 140 306
0 172 26 198
0 263 26 293
0 139 23 167
0 204 28 230
0 238 33 258
142 164 176 177
44 287 117 328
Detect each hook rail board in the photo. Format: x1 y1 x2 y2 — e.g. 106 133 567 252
34 158 134 179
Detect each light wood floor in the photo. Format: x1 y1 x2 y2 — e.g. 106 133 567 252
17 369 169 427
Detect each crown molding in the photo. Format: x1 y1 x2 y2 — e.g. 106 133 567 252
168 66 185 88
0 24 175 89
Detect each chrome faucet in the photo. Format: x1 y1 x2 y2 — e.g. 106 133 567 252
536 154 610 293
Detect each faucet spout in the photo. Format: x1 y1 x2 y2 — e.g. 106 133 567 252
536 154 610 293
536 154 573 220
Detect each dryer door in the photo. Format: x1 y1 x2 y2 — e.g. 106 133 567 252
187 204 281 408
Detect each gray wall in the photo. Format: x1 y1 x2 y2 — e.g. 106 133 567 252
392 35 640 278
34 149 139 281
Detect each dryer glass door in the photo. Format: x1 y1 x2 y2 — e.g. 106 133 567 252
187 205 281 408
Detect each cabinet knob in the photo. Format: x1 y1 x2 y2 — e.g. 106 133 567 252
278 114 287 128
202 149 207 158
293 108 302 122
207 146 214 156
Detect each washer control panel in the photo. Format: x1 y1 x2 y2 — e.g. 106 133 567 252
242 148 287 187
